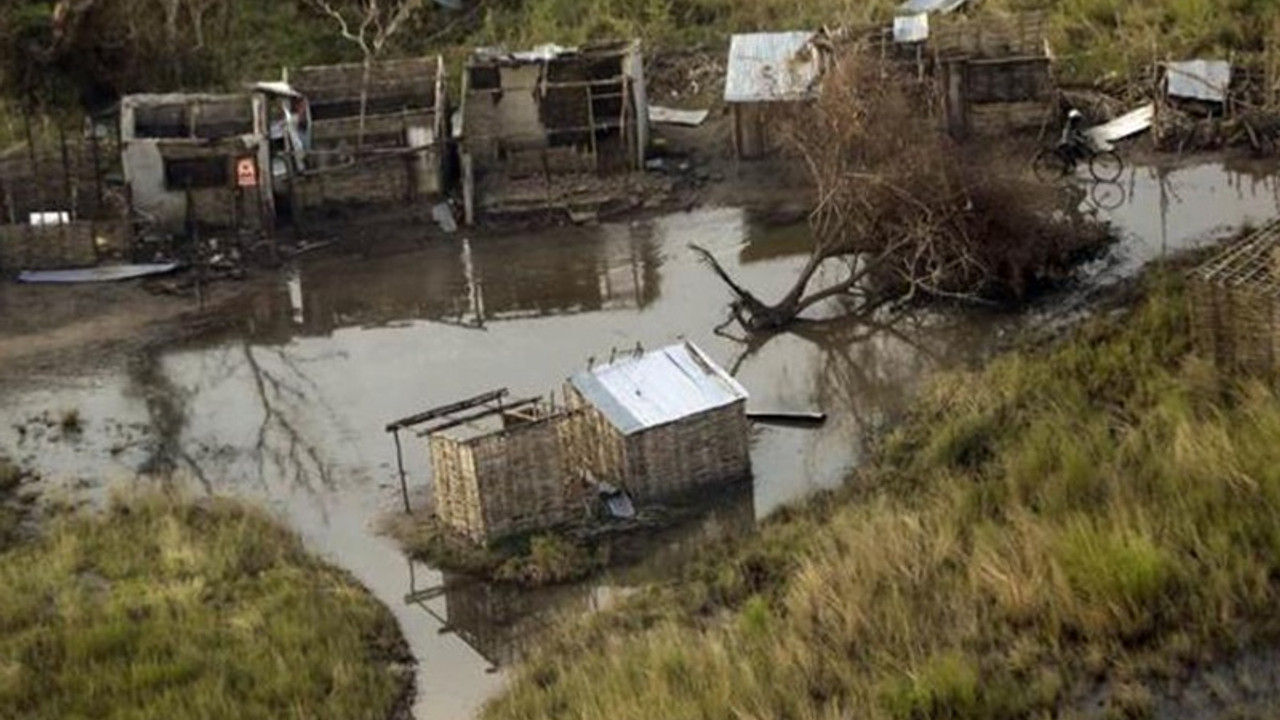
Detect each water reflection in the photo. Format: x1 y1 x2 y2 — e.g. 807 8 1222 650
240 222 663 341
405 484 757 671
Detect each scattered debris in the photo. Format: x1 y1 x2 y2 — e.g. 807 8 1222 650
18 262 180 283
648 105 710 127
893 14 930 43
1086 104 1155 150
746 410 827 426
1166 60 1231 104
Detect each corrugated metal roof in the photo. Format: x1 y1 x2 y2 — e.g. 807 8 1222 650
569 342 748 435
724 31 821 104
897 0 971 15
1166 60 1231 103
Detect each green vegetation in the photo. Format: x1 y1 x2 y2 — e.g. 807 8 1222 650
0 492 410 720
484 275 1280 719
385 514 606 588
0 458 27 550
7 0 1280 118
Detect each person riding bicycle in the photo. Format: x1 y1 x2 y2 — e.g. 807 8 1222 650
1059 108 1090 159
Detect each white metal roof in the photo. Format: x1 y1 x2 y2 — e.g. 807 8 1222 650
1166 60 1231 103
569 342 748 435
724 31 821 104
897 0 972 14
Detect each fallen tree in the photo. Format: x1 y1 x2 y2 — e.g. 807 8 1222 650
698 45 1111 333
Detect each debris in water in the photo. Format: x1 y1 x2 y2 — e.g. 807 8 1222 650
649 105 710 127
747 410 827 426
18 263 180 284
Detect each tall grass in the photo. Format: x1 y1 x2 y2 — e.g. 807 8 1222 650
484 275 1280 720
0 493 408 720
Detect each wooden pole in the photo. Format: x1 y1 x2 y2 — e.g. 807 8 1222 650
393 429 411 513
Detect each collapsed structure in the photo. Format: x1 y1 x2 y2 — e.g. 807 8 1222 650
279 56 449 216
457 41 649 224
120 93 274 234
388 342 750 544
1189 221 1280 377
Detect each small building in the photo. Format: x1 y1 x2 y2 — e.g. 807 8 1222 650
724 31 827 160
565 341 751 502
1188 221 1280 377
391 342 750 545
120 93 273 234
278 56 449 216
458 41 649 224
923 11 1055 139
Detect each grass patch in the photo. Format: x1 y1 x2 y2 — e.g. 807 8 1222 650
384 514 606 588
0 492 410 720
483 274 1280 720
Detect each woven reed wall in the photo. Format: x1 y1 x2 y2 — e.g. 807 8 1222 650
623 401 752 502
430 414 580 544
1189 278 1280 377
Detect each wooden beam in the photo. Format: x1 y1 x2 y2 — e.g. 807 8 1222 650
385 388 508 432
414 397 544 437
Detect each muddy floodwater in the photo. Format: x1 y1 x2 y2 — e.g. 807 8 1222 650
1 159 1277 719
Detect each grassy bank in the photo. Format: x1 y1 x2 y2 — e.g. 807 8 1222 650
484 274 1280 720
0 493 410 720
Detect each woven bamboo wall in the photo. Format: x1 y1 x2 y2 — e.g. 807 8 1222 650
624 401 752 502
430 414 581 544
1188 223 1280 378
1189 279 1280 377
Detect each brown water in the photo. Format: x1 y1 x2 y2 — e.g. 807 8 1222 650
1 160 1277 720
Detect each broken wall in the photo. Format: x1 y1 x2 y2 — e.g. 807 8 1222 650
120 94 273 233
460 41 648 223
287 56 447 207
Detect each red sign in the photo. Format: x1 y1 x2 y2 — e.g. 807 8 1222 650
236 157 258 187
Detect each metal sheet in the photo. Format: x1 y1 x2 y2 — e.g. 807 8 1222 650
1166 60 1231 103
893 13 930 43
724 31 821 104
1085 103 1155 150
17 263 180 284
648 105 710 126
569 342 748 435
897 0 970 15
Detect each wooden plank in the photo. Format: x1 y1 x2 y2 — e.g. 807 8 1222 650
386 388 508 432
414 397 544 437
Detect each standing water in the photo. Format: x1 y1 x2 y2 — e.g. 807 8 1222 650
1 159 1277 719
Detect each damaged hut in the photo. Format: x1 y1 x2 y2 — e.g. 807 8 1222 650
120 93 273 234
457 41 649 224
393 342 750 545
724 31 829 160
928 11 1056 138
278 56 449 216
565 342 751 503
1189 221 1280 377
396 390 582 544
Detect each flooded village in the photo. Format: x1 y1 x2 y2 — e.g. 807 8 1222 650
6 1 1280 719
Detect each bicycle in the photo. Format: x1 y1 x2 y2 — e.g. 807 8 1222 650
1032 138 1124 183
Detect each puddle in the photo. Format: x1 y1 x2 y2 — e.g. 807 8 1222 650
1 159 1275 719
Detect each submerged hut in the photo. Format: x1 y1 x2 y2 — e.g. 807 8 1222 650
565 342 751 501
1189 221 1280 377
